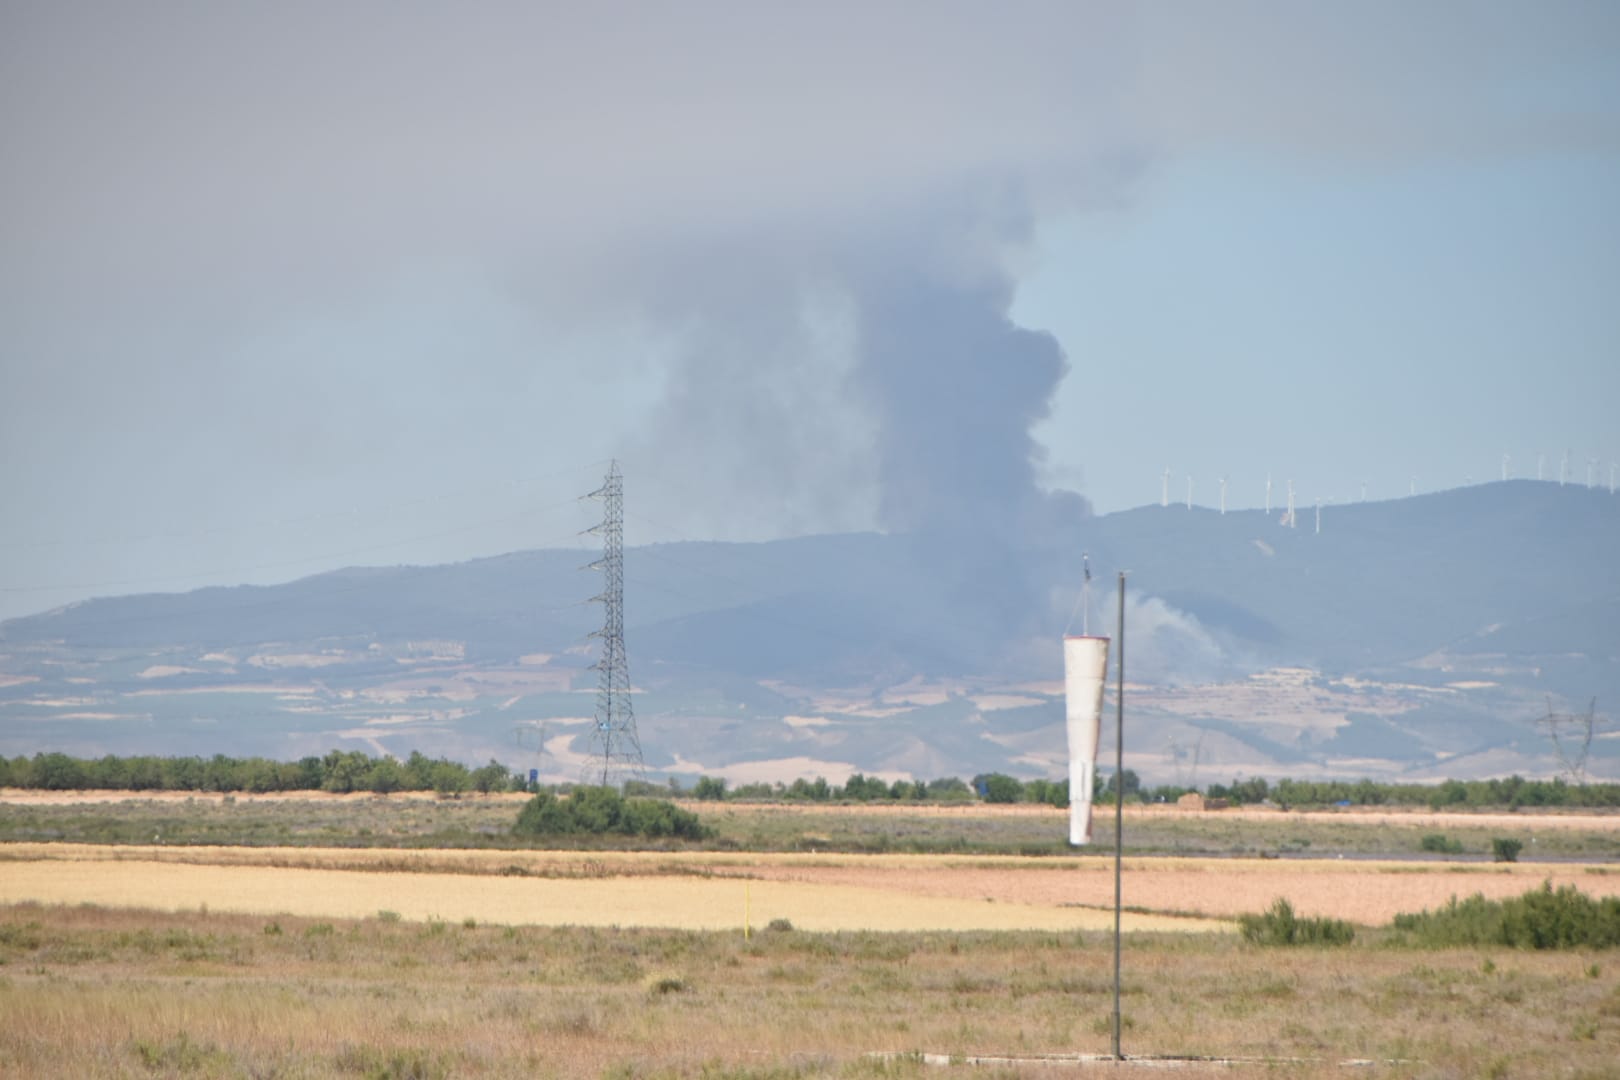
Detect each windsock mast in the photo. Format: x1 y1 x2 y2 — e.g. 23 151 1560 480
1081 553 1092 636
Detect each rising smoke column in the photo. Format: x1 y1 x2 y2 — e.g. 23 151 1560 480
840 258 1093 667
850 271 1073 539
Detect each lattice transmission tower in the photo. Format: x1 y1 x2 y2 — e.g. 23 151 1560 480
583 461 645 787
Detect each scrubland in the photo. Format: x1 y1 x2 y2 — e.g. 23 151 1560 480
3 901 1619 1078
2 794 1619 1077
3 789 1616 860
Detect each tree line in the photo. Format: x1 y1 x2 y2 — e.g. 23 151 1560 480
4 750 1616 809
692 769 1620 809
1 751 515 796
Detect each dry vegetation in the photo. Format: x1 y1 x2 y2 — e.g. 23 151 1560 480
3 901 1620 1079
2 796 1619 1077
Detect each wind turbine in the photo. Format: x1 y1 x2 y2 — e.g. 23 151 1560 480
1501 453 1510 482
1162 466 1171 508
1265 473 1273 515
1286 479 1296 528
1314 496 1322 535
1538 453 1545 482
1359 479 1368 503
1561 449 1570 486
1186 475 1193 510
1219 476 1228 515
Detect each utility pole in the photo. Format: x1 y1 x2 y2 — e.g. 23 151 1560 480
584 461 645 787
1112 571 1126 1061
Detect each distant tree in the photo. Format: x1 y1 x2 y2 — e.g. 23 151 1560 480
33 752 86 791
403 750 436 791
976 773 1023 804
471 760 509 794
5 755 32 787
891 779 923 800
241 758 282 794
925 777 973 801
203 754 244 793
430 759 469 796
366 757 406 795
293 756 325 791
321 750 371 794
1025 778 1059 806
90 754 129 790
693 776 728 801
841 773 889 801
1097 769 1142 803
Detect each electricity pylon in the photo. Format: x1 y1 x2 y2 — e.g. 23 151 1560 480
583 461 645 787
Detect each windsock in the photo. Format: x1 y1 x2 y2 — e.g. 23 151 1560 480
1063 635 1111 845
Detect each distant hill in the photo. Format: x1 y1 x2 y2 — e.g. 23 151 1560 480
2 481 1616 784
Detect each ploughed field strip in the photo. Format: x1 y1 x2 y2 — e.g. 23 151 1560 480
4 843 1618 928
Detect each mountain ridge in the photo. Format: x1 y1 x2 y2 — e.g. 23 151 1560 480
2 482 1615 784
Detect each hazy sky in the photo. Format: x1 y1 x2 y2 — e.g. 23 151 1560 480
2 1 1618 621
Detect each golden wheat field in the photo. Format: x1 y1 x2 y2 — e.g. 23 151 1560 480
0 844 1224 932
5 842 1618 931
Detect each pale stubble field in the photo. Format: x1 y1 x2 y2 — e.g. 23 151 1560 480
2 795 1619 1077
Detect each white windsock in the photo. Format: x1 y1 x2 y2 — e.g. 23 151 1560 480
1063 634 1111 845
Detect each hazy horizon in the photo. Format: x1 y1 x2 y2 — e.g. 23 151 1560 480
4 2 1617 622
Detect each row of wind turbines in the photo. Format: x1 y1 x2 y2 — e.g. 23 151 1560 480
1159 451 1618 534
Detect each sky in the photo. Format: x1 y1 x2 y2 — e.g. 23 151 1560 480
2 1 1618 622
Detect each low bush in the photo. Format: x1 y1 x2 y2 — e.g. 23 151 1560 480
1421 833 1464 855
1239 898 1355 946
1392 881 1620 949
1492 837 1524 863
512 787 710 841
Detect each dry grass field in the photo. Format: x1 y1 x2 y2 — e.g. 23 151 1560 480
3 796 1619 1077
3 898 1619 1079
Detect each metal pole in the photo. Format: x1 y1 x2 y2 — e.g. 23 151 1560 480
1112 572 1126 1060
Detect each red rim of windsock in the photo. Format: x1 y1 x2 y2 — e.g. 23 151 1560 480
1063 635 1111 642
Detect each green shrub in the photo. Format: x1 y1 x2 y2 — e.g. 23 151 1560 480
131 1033 231 1073
1392 881 1620 949
512 787 710 841
1492 837 1524 863
1239 898 1355 946
1420 833 1464 855
513 791 575 835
